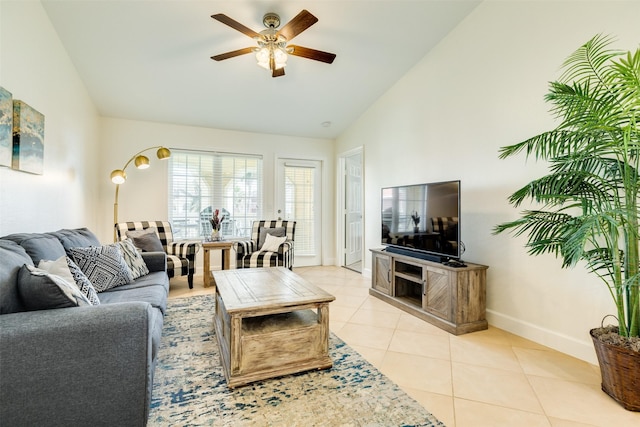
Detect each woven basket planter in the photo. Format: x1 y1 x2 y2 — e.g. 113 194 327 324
590 328 640 411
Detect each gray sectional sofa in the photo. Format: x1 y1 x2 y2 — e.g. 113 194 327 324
0 228 169 426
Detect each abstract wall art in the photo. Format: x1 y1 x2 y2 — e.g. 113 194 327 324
0 87 12 168
12 100 44 174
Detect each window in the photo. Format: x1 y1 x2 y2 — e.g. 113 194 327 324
168 150 262 240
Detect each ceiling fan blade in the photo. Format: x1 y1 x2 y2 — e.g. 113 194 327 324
211 14 261 39
268 56 284 77
288 45 336 64
277 10 318 42
211 47 254 61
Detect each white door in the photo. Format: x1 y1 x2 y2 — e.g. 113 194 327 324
276 159 322 266
344 152 363 267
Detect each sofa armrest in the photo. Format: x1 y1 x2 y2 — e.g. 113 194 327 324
142 251 167 272
234 239 256 257
278 241 293 255
0 303 156 426
167 240 198 258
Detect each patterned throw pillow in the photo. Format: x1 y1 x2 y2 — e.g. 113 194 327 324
18 264 92 310
116 239 149 279
38 256 100 305
65 257 100 305
69 245 134 292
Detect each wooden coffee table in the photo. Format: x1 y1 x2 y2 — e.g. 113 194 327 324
211 267 335 388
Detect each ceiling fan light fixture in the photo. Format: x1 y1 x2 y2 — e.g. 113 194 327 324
274 48 288 67
255 45 288 70
211 10 335 77
256 47 271 69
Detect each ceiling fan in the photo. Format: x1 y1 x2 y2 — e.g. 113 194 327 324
210 9 336 78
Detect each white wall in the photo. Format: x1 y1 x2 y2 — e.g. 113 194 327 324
0 1 100 236
98 118 335 265
336 0 640 363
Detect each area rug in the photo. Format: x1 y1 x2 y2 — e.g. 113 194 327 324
149 294 445 426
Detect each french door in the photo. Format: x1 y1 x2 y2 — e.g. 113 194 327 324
344 151 363 268
275 158 322 266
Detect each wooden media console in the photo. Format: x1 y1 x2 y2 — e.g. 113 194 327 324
370 248 488 335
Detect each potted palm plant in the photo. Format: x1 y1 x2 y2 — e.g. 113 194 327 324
494 34 640 410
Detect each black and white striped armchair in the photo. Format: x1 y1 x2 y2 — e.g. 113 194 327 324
115 221 199 288
234 220 296 269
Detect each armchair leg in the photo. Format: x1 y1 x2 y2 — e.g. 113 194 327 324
188 273 194 289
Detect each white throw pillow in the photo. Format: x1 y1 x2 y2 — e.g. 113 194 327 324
38 256 100 305
261 233 287 252
38 256 77 287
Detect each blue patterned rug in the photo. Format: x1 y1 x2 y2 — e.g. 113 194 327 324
149 294 445 426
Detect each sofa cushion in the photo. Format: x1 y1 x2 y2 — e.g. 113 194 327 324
117 239 149 279
38 256 100 306
69 245 134 292
98 278 168 314
0 240 31 314
126 228 164 252
49 228 101 250
1 233 67 265
108 270 169 294
18 264 92 310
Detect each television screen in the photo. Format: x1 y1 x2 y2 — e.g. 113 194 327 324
381 180 460 260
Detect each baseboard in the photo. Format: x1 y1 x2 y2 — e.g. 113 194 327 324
362 267 371 279
486 309 598 365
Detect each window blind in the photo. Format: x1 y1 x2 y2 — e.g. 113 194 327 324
283 164 315 255
168 150 263 240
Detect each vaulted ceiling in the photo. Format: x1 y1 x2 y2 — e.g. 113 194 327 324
42 1 480 139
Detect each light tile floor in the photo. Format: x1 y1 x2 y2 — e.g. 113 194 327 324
168 266 640 427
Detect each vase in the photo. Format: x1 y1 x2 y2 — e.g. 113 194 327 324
210 229 221 242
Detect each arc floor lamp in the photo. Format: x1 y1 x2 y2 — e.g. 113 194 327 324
110 146 171 241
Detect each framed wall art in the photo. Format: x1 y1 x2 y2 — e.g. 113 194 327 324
0 87 12 167
12 100 44 175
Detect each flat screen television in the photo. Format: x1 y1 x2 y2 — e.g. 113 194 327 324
381 180 461 261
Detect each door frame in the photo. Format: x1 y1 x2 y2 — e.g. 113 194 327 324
338 146 364 270
275 156 323 267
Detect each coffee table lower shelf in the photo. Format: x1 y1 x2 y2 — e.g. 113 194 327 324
214 294 332 388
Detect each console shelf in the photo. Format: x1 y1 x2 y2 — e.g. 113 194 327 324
370 248 488 335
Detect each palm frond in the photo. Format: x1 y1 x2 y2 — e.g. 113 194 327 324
558 34 623 85
496 35 640 337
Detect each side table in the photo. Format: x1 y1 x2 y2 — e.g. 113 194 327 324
202 240 234 288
